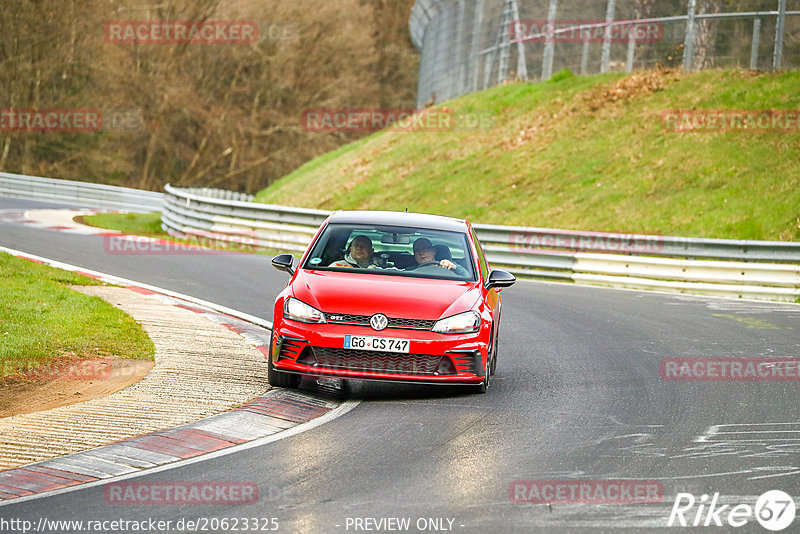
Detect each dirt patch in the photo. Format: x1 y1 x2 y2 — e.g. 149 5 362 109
0 358 153 418
584 69 682 110
503 70 683 150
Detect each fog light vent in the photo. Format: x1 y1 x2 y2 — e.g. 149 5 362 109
434 356 457 376
296 347 317 366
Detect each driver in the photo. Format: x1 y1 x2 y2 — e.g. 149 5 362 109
408 238 467 275
328 235 383 269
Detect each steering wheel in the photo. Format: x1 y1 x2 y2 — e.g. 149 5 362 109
416 261 441 268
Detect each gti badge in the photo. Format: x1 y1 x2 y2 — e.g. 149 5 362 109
370 313 388 331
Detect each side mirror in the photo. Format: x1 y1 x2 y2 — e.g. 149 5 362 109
485 269 516 289
272 254 295 275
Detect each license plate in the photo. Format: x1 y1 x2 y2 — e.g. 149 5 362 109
344 335 410 353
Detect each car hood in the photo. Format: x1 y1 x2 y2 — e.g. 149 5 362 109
291 269 481 320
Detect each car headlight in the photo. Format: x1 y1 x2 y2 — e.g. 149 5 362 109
284 298 326 324
432 311 480 334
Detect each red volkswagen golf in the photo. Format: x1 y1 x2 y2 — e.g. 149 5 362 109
268 211 515 393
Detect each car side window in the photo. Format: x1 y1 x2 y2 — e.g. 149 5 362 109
471 230 488 282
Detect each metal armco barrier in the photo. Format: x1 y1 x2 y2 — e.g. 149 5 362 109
162 184 328 253
0 172 163 213
163 184 800 302
572 253 800 301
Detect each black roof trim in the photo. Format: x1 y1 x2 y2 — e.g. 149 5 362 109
327 210 468 232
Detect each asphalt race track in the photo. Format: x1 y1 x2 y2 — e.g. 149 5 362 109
1 196 799 533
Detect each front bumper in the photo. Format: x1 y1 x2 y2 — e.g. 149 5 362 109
270 320 487 385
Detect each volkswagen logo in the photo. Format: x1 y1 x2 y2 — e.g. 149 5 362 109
370 313 389 331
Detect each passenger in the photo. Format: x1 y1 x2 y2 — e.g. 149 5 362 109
409 238 467 275
328 235 383 269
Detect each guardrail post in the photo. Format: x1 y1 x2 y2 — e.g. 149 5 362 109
541 0 558 81
773 0 787 70
683 0 697 72
600 0 616 73
750 18 762 69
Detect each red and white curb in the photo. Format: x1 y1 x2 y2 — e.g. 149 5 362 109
0 390 347 503
0 208 118 235
0 208 256 254
0 246 358 505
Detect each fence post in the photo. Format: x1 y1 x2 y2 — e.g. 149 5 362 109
541 0 558 81
510 0 528 80
434 6 449 100
773 0 787 70
581 39 590 75
683 0 697 72
625 27 636 73
483 47 495 90
455 0 466 96
497 0 512 84
470 0 485 93
600 0 616 73
750 18 761 69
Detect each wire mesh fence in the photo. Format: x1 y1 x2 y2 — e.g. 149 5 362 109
410 0 800 107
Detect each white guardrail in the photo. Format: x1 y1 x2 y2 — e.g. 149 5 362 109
1 175 797 302
160 184 800 303
0 172 163 213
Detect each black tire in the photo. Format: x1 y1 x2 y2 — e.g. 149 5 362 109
490 324 499 376
267 341 300 389
472 350 490 394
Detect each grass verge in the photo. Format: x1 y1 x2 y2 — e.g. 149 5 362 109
79 212 164 235
254 69 800 241
0 252 155 379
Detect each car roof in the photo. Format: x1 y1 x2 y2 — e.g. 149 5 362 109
327 210 469 232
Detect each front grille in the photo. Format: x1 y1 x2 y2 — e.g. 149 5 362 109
309 347 442 375
390 317 437 329
325 313 435 330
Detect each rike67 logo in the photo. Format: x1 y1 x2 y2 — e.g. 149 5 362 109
668 490 796 531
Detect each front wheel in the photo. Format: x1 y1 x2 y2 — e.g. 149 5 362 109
471 351 490 394
490 324 498 376
267 341 300 389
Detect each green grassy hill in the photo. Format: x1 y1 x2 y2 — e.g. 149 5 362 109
255 69 800 241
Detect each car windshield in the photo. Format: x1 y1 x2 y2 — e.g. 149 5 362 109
302 223 476 281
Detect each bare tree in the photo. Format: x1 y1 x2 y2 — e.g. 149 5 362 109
693 0 725 70
1 0 419 192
